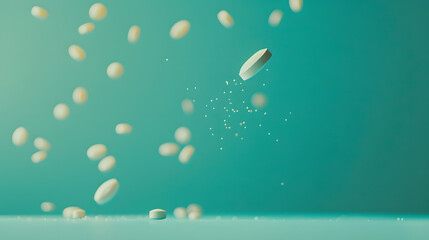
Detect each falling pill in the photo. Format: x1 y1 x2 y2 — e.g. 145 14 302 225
217 10 234 28
107 62 124 79
178 145 195 164
239 48 272 81
40 202 55 212
98 156 116 172
94 178 119 205
173 207 187 218
12 127 28 146
187 204 202 215
87 144 107 160
78 23 95 35
115 123 132 134
53 103 70 120
72 87 88 104
149 209 167 220
89 3 107 21
251 92 267 108
159 143 179 156
290 0 303 12
31 151 47 163
128 25 141 43
31 6 48 19
268 10 283 27
68 45 86 61
170 20 190 39
34 137 51 150
174 127 191 144
181 99 194 114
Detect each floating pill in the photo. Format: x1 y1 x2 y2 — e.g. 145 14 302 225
115 123 132 134
53 103 70 120
173 207 187 219
170 20 190 39
94 178 119 205
12 127 28 146
181 99 194 114
68 45 86 61
63 207 81 218
188 211 201 220
268 10 283 27
159 143 179 156
178 145 195 164
34 137 50 150
40 202 55 212
71 209 86 218
289 0 303 12
98 156 116 172
78 23 95 35
149 209 167 220
217 10 234 28
72 87 88 104
174 127 191 144
239 48 272 81
187 204 202 214
89 3 107 21
31 6 48 19
128 25 141 43
87 144 107 160
107 62 124 79
251 92 267 108
31 151 47 163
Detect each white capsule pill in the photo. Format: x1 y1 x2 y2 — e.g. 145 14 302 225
174 127 191 144
31 6 48 19
178 145 195 164
188 211 201 220
94 178 119 205
174 207 187 219
71 208 86 218
12 127 28 146
87 144 107 160
98 156 116 172
34 137 51 150
269 10 283 27
128 25 141 43
217 10 234 28
107 62 124 79
181 99 194 114
170 20 190 39
68 45 86 61
78 23 95 35
149 209 166 220
40 202 55 212
31 151 47 163
290 0 303 12
187 204 203 214
159 143 179 156
115 123 132 134
251 92 267 108
53 103 70 120
63 207 81 218
239 48 272 81
72 87 88 104
89 3 107 21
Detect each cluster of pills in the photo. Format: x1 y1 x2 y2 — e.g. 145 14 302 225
159 126 195 164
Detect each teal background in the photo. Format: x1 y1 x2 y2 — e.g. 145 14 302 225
0 0 428 215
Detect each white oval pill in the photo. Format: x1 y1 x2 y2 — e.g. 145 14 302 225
68 45 86 61
12 127 28 146
34 137 51 150
178 145 195 164
115 123 132 134
107 62 124 79
87 144 107 160
53 103 70 120
31 151 47 163
173 207 187 219
159 143 179 156
188 211 201 220
94 178 119 205
181 99 194 114
41 202 55 212
170 20 190 39
174 127 191 144
187 204 202 214
98 156 116 172
89 3 107 21
149 209 166 219
63 207 81 218
71 209 86 218
128 25 141 43
78 23 95 35
31 6 48 19
290 0 303 12
217 10 234 28
269 10 283 27
239 48 272 81
72 87 88 104
251 92 267 108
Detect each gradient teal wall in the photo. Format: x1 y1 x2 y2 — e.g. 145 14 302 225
1 0 428 215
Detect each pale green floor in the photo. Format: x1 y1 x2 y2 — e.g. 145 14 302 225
1 214 428 240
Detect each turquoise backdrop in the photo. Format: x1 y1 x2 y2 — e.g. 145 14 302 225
0 0 428 215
